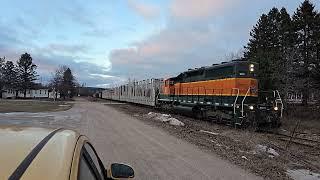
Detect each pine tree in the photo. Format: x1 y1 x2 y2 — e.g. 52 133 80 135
3 61 18 90
244 8 281 91
277 8 296 102
292 0 319 105
0 57 5 98
62 68 76 99
313 12 320 101
16 53 38 98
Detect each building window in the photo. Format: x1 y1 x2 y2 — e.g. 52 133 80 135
35 90 37 94
40 90 42 94
28 90 31 94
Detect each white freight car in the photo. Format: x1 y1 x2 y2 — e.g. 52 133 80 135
102 79 163 106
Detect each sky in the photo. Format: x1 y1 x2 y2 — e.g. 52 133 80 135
0 0 317 87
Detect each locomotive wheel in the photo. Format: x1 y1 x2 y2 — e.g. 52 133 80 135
193 108 205 120
216 114 223 124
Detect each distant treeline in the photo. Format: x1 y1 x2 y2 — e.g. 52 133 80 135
244 0 320 105
0 53 78 99
0 53 37 98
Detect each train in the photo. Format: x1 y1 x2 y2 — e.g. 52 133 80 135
101 59 283 129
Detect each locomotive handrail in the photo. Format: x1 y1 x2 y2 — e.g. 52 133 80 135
232 88 240 115
275 90 284 117
241 87 251 117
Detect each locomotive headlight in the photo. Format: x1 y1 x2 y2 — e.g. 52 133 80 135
249 64 255 72
249 105 254 110
274 106 279 111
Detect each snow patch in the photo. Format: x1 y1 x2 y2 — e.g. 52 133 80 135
168 118 185 126
58 104 70 107
199 130 219 136
287 169 320 180
147 112 185 126
255 144 280 157
267 147 279 157
241 156 248 160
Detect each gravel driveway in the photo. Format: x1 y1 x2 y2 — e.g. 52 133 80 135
0 98 261 180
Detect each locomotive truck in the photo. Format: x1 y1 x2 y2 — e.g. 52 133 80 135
101 60 283 129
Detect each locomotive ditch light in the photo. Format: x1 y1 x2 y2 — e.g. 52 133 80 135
274 106 279 111
249 105 254 110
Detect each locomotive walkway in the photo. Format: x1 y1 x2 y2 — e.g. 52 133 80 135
0 98 261 180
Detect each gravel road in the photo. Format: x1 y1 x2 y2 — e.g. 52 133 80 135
0 98 261 180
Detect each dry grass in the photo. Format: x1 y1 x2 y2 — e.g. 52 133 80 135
0 100 73 113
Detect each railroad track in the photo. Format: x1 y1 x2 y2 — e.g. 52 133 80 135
264 130 320 148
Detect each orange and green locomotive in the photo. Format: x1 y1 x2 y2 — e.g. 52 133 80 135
157 60 283 129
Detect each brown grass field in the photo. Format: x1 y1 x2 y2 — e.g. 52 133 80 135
0 100 73 113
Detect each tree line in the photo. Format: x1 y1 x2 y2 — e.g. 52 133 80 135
0 53 77 99
244 0 320 106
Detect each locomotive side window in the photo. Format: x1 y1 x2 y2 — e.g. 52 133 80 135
205 66 234 80
183 70 205 82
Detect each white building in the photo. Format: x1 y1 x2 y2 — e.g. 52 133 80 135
2 89 15 99
49 90 61 99
2 88 56 99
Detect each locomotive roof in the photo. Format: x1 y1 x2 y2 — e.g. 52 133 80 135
172 59 250 80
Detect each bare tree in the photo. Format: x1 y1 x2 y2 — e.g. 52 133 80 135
223 49 245 61
49 65 68 99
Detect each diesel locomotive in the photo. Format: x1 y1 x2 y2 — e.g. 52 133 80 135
157 60 283 128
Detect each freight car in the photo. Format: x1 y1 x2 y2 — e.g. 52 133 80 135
102 60 283 129
102 79 162 106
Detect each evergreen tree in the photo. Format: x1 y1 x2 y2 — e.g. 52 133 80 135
50 66 77 99
16 53 38 98
3 61 18 90
244 8 281 91
277 8 296 102
62 68 76 99
292 0 319 105
313 12 320 101
0 57 5 97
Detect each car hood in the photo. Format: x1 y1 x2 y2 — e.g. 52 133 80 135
0 126 79 180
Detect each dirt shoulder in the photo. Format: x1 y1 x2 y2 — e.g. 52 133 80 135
102 100 320 180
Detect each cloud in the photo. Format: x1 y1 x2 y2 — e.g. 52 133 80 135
109 0 313 82
109 20 236 79
170 0 237 20
95 83 110 88
83 29 111 38
39 43 88 55
32 53 123 87
89 74 115 79
127 0 160 20
61 3 95 26
83 26 136 39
